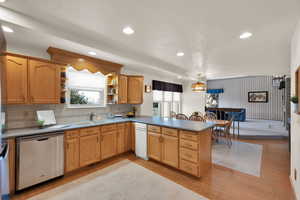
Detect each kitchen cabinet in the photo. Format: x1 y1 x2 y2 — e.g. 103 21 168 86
65 131 80 173
101 131 117 160
79 128 101 167
161 135 179 168
127 76 144 104
6 55 28 104
147 132 162 161
131 123 135 151
116 123 126 154
124 123 132 152
4 53 62 104
29 59 60 104
118 74 128 104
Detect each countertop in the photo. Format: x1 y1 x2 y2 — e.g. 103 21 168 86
2 116 215 139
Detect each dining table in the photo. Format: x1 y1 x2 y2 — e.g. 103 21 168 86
207 119 239 137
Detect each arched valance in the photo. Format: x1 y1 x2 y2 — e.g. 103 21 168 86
47 47 123 75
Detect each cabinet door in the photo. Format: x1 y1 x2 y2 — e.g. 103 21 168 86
118 75 128 104
147 132 162 161
127 76 143 104
162 135 179 168
117 128 126 154
79 134 101 167
29 59 60 104
124 123 131 152
65 138 80 172
101 131 117 160
131 123 135 151
6 56 28 104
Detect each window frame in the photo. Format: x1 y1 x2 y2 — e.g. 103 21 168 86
65 68 107 109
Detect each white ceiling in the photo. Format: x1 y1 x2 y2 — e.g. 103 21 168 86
1 0 299 79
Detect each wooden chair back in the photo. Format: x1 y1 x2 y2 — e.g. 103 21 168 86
176 113 188 120
189 115 205 122
170 111 177 118
204 112 217 121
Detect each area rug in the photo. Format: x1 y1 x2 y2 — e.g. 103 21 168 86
29 160 208 200
212 140 263 177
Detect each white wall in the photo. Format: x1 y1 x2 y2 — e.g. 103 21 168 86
181 81 206 116
208 76 284 121
122 67 185 116
290 19 300 200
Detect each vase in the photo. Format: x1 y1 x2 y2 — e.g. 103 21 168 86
292 103 299 113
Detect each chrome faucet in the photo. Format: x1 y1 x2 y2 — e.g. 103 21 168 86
89 112 96 121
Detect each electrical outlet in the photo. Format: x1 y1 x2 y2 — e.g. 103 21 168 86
295 169 297 181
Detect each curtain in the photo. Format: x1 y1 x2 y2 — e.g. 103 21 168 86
66 67 106 90
152 80 183 93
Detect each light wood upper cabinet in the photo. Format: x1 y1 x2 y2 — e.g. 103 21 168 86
118 75 128 104
162 135 179 168
127 76 144 104
65 137 80 172
6 55 28 104
101 131 117 160
147 132 162 161
29 59 61 104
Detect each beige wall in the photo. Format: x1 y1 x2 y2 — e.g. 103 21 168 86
291 19 300 199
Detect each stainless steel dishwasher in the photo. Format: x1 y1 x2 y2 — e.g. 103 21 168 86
16 132 64 190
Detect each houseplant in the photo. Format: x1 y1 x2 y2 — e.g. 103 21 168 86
291 96 299 113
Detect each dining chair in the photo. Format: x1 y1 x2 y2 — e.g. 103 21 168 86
170 111 177 118
175 113 188 120
189 115 205 122
215 118 233 147
204 112 217 121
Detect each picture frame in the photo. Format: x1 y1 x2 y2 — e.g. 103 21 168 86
248 91 268 103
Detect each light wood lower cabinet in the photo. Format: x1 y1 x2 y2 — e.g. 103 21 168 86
117 127 126 154
65 130 80 173
124 123 132 152
79 133 101 167
161 135 179 168
148 132 162 161
148 127 179 168
100 131 117 160
147 125 212 177
65 137 80 172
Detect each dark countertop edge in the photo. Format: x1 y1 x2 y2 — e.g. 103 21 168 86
2 117 215 139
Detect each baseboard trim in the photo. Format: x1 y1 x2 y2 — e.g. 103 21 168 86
237 135 288 140
290 175 298 200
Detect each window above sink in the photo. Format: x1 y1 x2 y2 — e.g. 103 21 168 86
66 66 107 108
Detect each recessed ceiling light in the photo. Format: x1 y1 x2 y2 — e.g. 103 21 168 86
239 32 252 39
0 0 7 3
1 25 13 33
122 26 135 35
176 52 184 57
177 75 183 79
88 51 96 56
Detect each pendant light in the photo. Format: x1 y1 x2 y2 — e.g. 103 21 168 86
191 73 207 92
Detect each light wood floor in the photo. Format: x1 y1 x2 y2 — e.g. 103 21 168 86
11 139 294 200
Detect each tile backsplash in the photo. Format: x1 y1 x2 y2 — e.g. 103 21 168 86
6 104 133 129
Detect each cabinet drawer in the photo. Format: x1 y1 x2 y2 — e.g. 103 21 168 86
180 148 198 163
80 127 100 136
180 159 198 176
148 125 161 133
162 127 178 137
180 139 198 151
101 124 117 132
65 130 80 139
180 131 199 142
